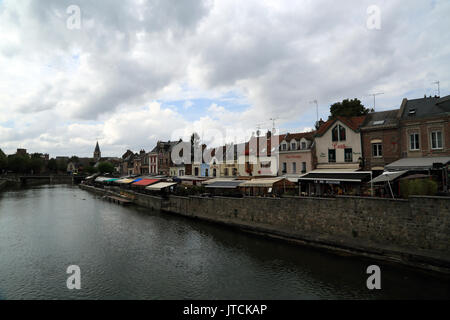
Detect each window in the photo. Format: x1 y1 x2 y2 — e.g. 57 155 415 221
332 124 346 142
224 168 229 176
281 143 287 151
292 162 296 173
431 131 443 150
291 142 296 150
302 162 306 173
194 167 199 176
344 148 353 162
372 143 382 157
282 162 287 173
328 149 336 163
301 141 307 150
410 133 420 150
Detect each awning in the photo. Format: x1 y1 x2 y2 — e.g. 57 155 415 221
95 177 111 182
132 179 159 186
202 178 237 185
370 171 408 184
115 178 136 184
299 172 371 183
105 178 119 182
145 182 178 191
239 178 284 187
385 157 450 171
205 181 244 189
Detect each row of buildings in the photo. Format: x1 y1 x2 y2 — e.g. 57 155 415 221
103 95 450 197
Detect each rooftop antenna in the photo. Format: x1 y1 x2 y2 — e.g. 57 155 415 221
269 118 279 134
255 123 264 137
309 100 319 123
432 81 440 97
367 93 384 111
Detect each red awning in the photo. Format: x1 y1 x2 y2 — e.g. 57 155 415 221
131 179 159 186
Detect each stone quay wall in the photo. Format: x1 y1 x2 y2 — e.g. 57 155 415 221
79 184 450 274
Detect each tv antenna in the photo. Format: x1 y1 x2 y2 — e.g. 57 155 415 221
368 93 384 111
309 100 319 123
269 118 279 134
432 81 440 97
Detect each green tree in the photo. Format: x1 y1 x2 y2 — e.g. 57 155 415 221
329 98 371 119
29 153 44 174
84 165 98 174
69 156 79 163
7 154 29 173
47 159 58 173
0 148 7 172
97 162 114 174
56 159 68 173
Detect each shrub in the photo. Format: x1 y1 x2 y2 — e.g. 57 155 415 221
400 178 438 198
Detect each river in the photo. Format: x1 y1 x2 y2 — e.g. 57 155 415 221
0 184 448 299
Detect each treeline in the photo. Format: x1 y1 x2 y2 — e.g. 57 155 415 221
0 150 67 174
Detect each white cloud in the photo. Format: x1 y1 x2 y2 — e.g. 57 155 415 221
0 0 449 156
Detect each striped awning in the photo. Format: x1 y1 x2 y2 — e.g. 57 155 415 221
115 178 136 184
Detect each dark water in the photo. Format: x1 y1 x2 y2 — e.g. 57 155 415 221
0 185 449 300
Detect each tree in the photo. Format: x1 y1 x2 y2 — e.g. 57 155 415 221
97 162 114 174
0 148 7 173
47 159 58 173
7 154 29 173
29 153 44 174
56 159 68 173
69 156 79 163
329 98 371 119
84 165 98 174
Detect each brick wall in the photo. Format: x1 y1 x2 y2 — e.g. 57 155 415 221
400 115 450 158
361 127 401 170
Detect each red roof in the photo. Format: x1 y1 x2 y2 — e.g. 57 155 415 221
132 179 159 186
316 116 366 136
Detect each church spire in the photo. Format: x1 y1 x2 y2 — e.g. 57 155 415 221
94 141 101 160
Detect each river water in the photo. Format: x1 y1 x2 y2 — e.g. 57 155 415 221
0 185 448 300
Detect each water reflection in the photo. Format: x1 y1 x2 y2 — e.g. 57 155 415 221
0 185 448 300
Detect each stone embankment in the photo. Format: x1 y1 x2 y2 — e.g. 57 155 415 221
79 184 450 276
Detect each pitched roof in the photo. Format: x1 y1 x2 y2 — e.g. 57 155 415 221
361 110 399 130
282 131 315 142
316 116 366 136
400 95 450 119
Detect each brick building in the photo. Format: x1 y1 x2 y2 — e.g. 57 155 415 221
360 109 401 172
398 95 450 158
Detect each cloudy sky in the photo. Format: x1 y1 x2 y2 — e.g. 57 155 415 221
0 0 448 157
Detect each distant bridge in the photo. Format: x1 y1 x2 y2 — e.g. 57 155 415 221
1 174 88 185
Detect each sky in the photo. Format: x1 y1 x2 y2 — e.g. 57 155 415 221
0 0 449 157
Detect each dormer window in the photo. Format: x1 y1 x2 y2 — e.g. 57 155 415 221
332 124 346 142
301 141 307 150
291 142 296 150
281 143 287 151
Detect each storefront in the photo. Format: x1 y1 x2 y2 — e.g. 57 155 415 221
298 170 372 197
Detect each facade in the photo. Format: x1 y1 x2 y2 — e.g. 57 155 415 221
314 116 366 170
155 140 180 176
278 132 315 175
238 133 281 177
398 95 450 158
149 151 158 175
169 165 185 177
360 110 401 172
